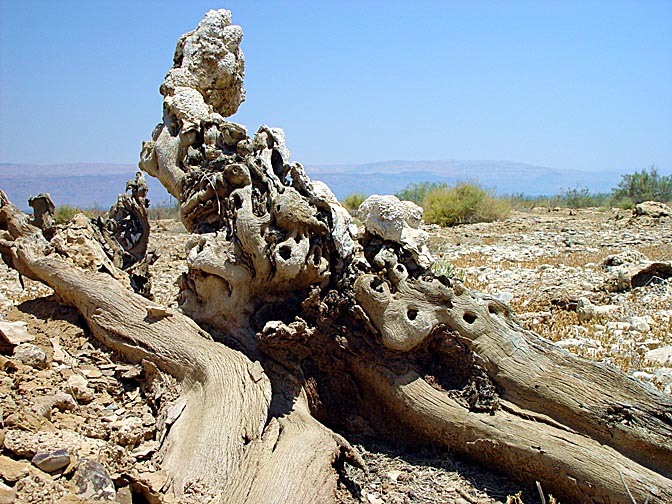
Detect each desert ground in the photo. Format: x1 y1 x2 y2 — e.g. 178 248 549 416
1 205 670 503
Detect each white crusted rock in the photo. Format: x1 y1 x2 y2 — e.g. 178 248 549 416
358 195 433 269
162 9 245 118
0 320 34 346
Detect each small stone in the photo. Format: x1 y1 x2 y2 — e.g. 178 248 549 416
645 346 672 366
146 305 171 318
80 365 103 379
606 321 630 331
629 316 651 333
31 449 70 473
0 454 30 482
555 338 585 349
12 343 47 369
386 469 402 482
34 392 77 419
0 321 34 345
115 417 146 447
66 374 95 402
634 201 671 218
0 481 16 504
72 459 116 501
49 336 70 364
632 371 654 382
497 292 514 303
365 493 385 504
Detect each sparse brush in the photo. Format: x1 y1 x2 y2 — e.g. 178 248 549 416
341 193 367 213
421 182 511 227
432 258 466 282
54 204 82 224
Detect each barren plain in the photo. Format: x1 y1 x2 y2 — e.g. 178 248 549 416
1 206 670 503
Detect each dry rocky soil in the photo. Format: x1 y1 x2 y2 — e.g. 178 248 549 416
1 206 671 503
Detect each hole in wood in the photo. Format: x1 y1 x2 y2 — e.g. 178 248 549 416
463 312 477 324
279 246 292 260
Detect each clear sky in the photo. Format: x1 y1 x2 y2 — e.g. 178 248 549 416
0 0 670 174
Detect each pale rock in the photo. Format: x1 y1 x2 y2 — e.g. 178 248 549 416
80 365 102 379
497 292 514 303
146 305 172 319
0 454 30 482
654 367 672 387
606 321 630 331
33 392 77 419
634 201 672 218
358 195 434 268
115 417 146 447
66 374 95 402
629 315 652 333
0 320 34 345
365 493 385 504
642 338 661 350
632 371 654 382
386 469 402 482
645 345 672 366
0 481 15 504
555 338 585 349
12 343 47 369
576 297 618 322
3 430 105 460
13 471 66 503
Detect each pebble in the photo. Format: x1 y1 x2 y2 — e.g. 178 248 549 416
67 374 95 402
0 320 34 345
72 459 116 501
645 346 672 366
629 316 651 333
497 292 514 303
12 343 47 369
31 449 71 473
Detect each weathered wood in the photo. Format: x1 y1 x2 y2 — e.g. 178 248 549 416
3 8 672 504
0 191 351 504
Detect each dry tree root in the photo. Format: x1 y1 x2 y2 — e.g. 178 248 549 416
2 8 672 504
0 191 359 504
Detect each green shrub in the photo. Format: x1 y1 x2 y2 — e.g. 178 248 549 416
54 205 82 224
341 193 367 212
421 182 511 226
612 167 672 204
431 259 466 281
560 186 610 209
395 182 446 205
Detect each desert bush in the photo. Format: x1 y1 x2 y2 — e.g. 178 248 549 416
395 181 446 205
54 204 82 224
560 186 610 209
421 182 511 226
341 193 367 212
612 167 672 204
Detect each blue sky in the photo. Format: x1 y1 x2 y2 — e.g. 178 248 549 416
0 0 670 174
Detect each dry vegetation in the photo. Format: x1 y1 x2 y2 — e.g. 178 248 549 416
431 207 672 393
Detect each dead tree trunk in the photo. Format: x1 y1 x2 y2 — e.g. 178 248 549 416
2 9 672 504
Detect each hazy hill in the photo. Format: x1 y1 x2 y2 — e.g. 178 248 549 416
0 161 623 211
307 160 623 199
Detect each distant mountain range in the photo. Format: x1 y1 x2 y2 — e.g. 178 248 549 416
0 161 623 211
